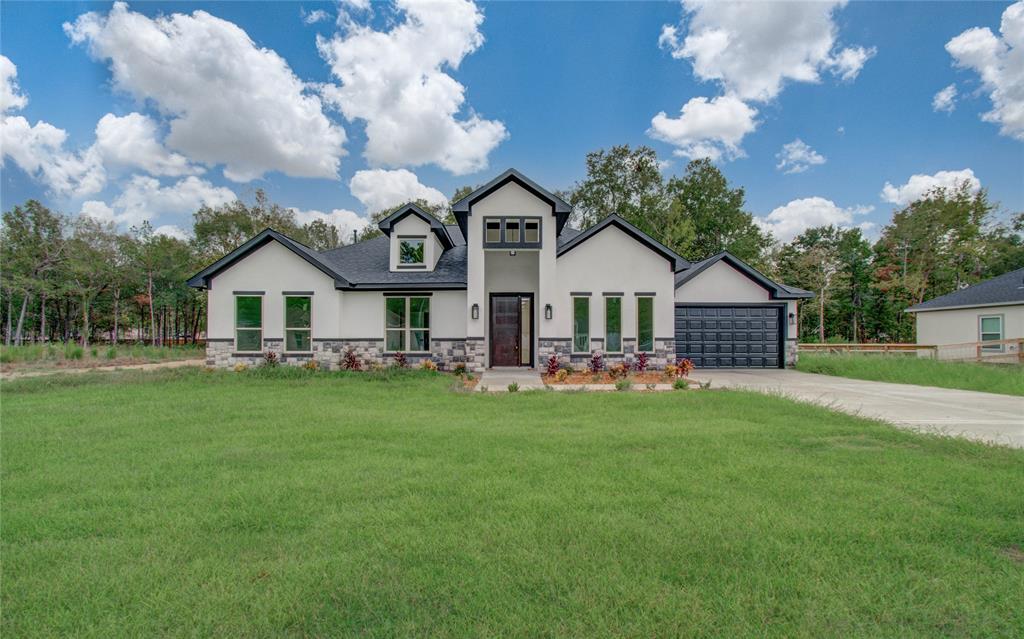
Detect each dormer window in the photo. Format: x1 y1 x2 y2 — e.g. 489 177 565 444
398 237 425 268
483 217 541 248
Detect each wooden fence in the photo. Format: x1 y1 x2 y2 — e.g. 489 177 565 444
800 339 1024 363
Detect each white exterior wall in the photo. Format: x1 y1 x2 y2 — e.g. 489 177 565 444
207 241 340 340
675 261 799 324
555 225 676 343
389 216 438 272
915 304 1024 358
340 290 467 340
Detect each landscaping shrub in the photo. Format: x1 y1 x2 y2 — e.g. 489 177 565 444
664 363 677 378
634 351 648 372
452 362 467 377
545 354 560 377
392 352 408 369
232 362 248 373
341 346 361 371
676 358 695 377
262 351 279 367
507 381 519 392
302 360 319 371
673 378 688 390
615 378 632 392
588 351 603 373
554 369 569 383
608 362 629 379
420 359 438 372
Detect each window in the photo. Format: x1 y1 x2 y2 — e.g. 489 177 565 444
386 296 430 352
485 221 501 243
505 220 520 243
980 315 1003 351
637 296 654 352
483 217 541 248
605 296 622 353
399 238 424 265
573 296 589 353
524 220 540 244
235 296 262 352
284 296 311 352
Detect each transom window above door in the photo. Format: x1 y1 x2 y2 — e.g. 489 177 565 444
483 217 542 248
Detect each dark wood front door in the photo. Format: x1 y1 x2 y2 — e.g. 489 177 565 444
490 294 533 367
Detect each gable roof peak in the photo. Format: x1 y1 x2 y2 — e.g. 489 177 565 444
376 203 454 250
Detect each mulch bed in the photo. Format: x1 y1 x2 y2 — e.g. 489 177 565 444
544 371 680 385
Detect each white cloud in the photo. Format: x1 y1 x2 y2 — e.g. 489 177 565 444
932 84 958 113
775 139 826 174
659 0 875 102
65 1 346 182
153 224 189 240
349 168 447 213
0 55 28 113
648 95 758 161
837 126 845 135
290 207 369 242
88 175 237 227
758 197 875 242
0 55 106 198
317 0 507 175
880 169 981 205
301 8 329 25
945 1 1024 140
94 113 198 177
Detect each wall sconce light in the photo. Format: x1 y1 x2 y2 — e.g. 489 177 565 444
509 250 517 257
544 304 553 320
471 303 480 320
788 312 796 325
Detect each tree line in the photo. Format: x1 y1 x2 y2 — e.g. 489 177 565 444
2 145 1021 346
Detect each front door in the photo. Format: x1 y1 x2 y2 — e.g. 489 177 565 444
490 294 533 367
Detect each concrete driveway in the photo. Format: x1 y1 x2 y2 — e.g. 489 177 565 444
689 369 1024 448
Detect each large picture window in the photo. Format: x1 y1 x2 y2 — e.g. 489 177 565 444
386 296 430 352
284 296 311 352
235 296 262 352
573 296 589 353
398 238 425 265
637 296 654 352
605 296 622 353
980 315 1003 351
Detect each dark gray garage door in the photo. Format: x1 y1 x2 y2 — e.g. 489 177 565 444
675 305 783 368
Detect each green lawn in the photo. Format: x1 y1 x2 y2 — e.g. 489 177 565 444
0 343 203 372
2 369 1022 637
796 352 1024 396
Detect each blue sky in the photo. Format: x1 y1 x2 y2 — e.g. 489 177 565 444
1 1 1021 243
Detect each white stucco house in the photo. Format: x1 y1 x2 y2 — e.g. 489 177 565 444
907 267 1024 360
188 169 812 371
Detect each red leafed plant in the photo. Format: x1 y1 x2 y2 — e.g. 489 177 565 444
588 351 604 373
341 346 362 371
634 351 649 372
545 354 561 377
392 351 409 368
675 357 695 377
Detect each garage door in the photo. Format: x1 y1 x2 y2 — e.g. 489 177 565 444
674 305 783 368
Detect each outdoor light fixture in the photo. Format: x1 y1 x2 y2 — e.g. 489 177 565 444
788 312 796 325
471 304 480 320
544 304 553 320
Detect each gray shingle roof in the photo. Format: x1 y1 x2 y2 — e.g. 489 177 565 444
318 236 467 289
907 267 1024 312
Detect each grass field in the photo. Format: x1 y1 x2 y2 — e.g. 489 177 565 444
796 352 1024 396
2 368 1022 637
0 343 203 372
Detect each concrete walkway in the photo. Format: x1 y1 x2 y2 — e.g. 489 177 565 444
477 368 545 391
0 358 204 381
689 369 1024 448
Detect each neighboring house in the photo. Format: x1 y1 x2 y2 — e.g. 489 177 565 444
188 169 812 371
907 267 1024 360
